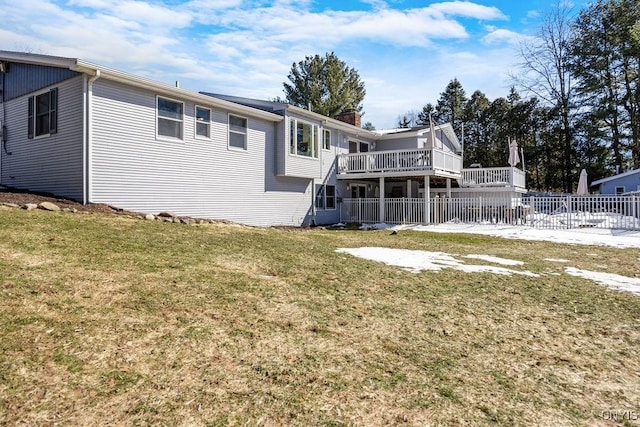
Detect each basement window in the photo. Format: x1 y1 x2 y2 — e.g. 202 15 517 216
315 184 336 210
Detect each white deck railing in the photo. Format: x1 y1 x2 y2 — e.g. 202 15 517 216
337 148 462 175
461 167 526 188
339 195 640 230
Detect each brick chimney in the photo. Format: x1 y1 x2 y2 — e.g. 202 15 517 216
335 110 361 128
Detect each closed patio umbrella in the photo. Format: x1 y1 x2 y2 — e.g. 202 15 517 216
508 139 520 167
577 169 589 195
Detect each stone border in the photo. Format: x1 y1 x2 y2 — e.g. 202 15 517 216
0 201 237 226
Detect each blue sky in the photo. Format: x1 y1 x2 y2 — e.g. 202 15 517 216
0 0 590 128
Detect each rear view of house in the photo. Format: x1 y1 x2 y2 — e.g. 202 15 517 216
0 51 527 226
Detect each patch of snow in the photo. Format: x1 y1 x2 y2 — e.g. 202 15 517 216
565 267 640 296
464 254 524 266
335 247 539 277
390 223 640 249
544 258 570 263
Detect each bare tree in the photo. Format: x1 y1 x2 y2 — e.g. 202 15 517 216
513 3 577 193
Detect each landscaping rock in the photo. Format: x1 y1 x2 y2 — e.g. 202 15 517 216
157 211 176 218
23 203 38 211
145 214 155 221
1 202 19 208
38 201 61 211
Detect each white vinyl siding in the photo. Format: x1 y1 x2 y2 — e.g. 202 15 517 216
1 76 83 200
90 80 315 226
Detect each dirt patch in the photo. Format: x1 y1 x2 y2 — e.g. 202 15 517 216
0 186 130 215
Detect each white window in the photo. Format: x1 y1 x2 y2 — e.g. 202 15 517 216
157 97 183 140
323 129 331 150
289 118 318 158
315 184 336 210
28 88 58 138
229 114 247 150
195 106 211 138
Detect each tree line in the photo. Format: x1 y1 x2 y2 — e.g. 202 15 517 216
396 0 639 193
282 0 639 193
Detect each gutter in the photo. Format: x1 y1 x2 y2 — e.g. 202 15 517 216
73 61 283 123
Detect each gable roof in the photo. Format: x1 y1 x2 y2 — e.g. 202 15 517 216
591 169 640 186
0 50 283 122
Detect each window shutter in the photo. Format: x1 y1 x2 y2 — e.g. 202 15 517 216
27 96 34 139
49 88 58 134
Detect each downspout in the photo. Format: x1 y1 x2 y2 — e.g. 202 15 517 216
311 178 317 226
83 70 100 204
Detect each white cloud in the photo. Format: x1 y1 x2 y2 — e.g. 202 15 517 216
482 28 531 45
0 0 536 129
429 1 508 20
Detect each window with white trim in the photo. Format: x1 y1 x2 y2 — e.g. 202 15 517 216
323 129 331 150
195 106 211 138
289 118 318 158
315 184 336 210
229 114 247 150
157 97 183 139
28 88 58 138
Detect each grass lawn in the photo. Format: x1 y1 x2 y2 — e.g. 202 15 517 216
0 209 639 426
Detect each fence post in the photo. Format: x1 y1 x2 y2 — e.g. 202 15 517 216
530 196 535 228
567 195 572 229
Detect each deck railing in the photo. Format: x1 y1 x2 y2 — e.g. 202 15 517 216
461 167 526 188
339 194 640 230
337 148 462 175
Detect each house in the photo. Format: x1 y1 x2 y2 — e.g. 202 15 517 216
591 169 640 195
0 50 527 226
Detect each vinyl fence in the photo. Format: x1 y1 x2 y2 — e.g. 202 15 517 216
339 195 640 231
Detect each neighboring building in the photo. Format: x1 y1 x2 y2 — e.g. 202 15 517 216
0 51 527 226
591 169 640 195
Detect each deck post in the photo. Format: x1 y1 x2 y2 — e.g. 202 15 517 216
446 178 451 198
379 177 385 223
407 179 412 197
424 176 430 224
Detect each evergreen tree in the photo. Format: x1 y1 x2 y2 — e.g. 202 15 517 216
570 0 631 171
283 52 366 118
417 103 435 126
461 90 490 167
434 78 467 134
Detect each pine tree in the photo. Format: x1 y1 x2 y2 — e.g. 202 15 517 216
434 78 467 134
283 52 366 118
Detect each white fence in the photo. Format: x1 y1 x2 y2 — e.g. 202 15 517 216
339 195 640 230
